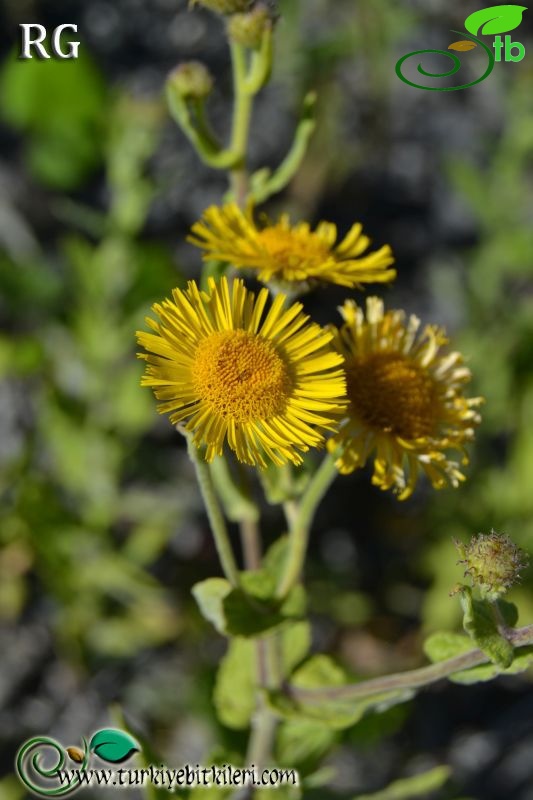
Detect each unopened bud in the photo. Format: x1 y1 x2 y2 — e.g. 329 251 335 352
191 0 250 14
167 62 213 101
227 5 271 48
455 531 528 600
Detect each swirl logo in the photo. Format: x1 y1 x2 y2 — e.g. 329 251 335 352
396 5 527 91
15 729 139 796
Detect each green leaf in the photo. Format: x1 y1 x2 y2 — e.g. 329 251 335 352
423 631 533 684
281 621 312 674
213 622 310 730
222 571 305 638
498 599 519 628
262 536 291 579
214 637 255 729
270 656 414 730
89 729 139 764
0 51 107 188
192 578 232 635
423 631 472 663
257 461 312 505
451 647 533 685
193 572 305 639
460 587 514 668
464 5 527 36
276 719 337 768
353 765 451 800
209 457 259 524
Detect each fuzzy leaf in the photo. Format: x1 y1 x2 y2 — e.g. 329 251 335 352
192 578 232 635
89 729 139 764
353 765 451 800
451 646 533 684
270 656 414 730
423 631 472 662
460 586 514 668
214 621 311 730
193 572 306 639
464 5 527 36
499 599 519 628
423 631 533 684
222 571 305 637
214 637 255 729
276 719 336 768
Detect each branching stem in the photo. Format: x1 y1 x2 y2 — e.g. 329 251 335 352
276 454 338 598
286 624 533 704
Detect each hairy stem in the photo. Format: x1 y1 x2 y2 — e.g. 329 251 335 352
237 520 278 799
185 434 239 586
287 623 533 704
229 42 253 205
276 454 338 598
240 517 262 572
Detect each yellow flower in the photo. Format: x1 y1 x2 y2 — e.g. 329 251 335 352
188 203 396 289
328 297 483 500
137 277 346 468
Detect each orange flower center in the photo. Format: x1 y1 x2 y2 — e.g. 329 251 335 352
192 330 293 422
346 352 437 439
257 226 330 273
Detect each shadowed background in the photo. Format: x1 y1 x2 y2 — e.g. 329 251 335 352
1 1 533 798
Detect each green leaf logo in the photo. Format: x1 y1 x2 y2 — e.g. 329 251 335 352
465 5 527 36
89 729 140 764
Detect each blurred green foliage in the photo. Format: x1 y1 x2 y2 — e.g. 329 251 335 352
422 71 533 633
0 53 192 660
1 52 107 188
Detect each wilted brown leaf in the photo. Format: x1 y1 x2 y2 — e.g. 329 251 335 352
448 41 478 51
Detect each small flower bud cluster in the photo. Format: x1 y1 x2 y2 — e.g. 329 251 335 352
228 5 272 48
455 530 528 600
168 62 214 100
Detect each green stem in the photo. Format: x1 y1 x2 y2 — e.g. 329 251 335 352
166 88 240 169
237 521 278 799
191 98 222 153
228 42 256 206
185 435 240 586
275 453 338 599
244 27 273 94
240 517 262 571
210 456 259 524
230 42 254 166
250 92 317 204
245 701 277 768
287 623 533 704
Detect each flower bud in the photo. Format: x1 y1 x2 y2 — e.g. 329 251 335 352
227 5 271 48
191 0 250 14
455 531 528 600
167 62 213 101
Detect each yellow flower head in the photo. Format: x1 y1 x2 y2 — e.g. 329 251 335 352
137 277 346 468
188 203 396 290
328 297 483 500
